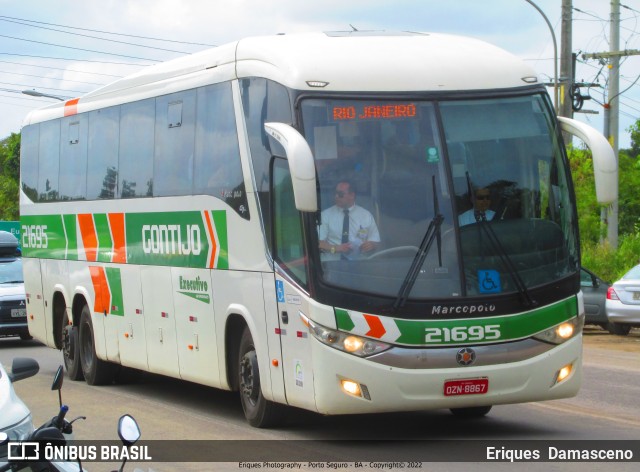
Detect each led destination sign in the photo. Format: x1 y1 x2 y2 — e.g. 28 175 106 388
332 103 417 121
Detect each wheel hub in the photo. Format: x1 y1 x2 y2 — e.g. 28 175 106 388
240 351 260 405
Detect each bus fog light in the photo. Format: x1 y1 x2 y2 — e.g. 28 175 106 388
341 379 362 397
554 364 573 385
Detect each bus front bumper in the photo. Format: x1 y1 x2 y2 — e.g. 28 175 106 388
310 335 582 415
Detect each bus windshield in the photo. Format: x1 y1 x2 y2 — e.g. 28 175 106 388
301 94 578 300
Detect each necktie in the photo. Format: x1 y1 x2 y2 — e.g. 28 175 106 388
341 209 349 244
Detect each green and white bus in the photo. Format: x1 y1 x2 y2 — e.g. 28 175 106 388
20 31 616 427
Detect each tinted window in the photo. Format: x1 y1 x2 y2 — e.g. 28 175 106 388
38 120 60 202
154 91 196 196
240 79 292 243
194 83 247 218
59 115 88 200
87 107 120 199
119 99 155 198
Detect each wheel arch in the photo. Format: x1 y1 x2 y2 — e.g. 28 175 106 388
225 313 248 392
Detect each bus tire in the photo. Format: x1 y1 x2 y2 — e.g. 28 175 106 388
238 326 284 428
449 406 492 418
62 309 84 381
79 305 115 385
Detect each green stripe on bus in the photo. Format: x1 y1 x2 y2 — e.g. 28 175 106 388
20 210 229 270
105 267 124 316
94 214 113 263
335 308 355 331
212 210 229 269
335 296 577 346
62 214 78 260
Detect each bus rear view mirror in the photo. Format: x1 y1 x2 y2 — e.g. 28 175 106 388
558 117 617 205
264 122 318 212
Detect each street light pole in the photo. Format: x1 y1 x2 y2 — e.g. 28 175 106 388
524 0 559 113
22 90 66 101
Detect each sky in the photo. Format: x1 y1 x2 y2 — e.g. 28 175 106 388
1 0 640 148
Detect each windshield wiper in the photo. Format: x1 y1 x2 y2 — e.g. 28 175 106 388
465 173 535 307
1 280 23 284
393 175 443 311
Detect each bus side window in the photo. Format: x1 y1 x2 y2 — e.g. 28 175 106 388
154 90 196 197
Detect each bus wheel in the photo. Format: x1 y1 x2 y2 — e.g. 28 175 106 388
79 305 115 385
62 310 83 381
238 326 284 428
449 406 492 418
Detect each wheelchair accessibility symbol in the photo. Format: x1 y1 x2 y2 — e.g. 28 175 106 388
478 270 501 294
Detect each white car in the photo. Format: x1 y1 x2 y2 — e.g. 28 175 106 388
605 263 640 335
0 358 38 447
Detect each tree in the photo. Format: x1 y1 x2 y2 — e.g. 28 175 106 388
626 119 640 158
0 133 20 220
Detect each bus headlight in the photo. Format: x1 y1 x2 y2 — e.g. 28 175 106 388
533 314 584 345
300 313 391 357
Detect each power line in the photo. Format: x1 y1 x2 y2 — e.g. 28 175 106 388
0 70 106 87
0 15 216 48
0 80 85 95
0 59 124 78
0 52 148 67
0 33 161 62
0 17 194 55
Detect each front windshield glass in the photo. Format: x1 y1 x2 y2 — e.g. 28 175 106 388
301 94 577 300
0 259 23 284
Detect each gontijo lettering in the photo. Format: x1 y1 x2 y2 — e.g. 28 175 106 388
142 224 201 255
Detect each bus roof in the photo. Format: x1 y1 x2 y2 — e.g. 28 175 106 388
23 31 539 126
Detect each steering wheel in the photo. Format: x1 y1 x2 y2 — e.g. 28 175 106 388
366 245 420 259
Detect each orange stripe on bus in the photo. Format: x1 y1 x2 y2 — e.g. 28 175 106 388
89 266 111 314
108 213 126 263
64 98 80 117
204 211 217 269
78 214 98 262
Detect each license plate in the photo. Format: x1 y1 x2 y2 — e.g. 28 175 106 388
444 378 489 396
11 308 26 318
633 292 640 300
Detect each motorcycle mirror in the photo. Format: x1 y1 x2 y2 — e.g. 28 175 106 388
118 415 141 446
51 365 64 391
51 365 65 407
9 357 39 382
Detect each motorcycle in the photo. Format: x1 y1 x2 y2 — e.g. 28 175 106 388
0 363 141 472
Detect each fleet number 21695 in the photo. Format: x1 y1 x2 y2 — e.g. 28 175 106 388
425 325 500 343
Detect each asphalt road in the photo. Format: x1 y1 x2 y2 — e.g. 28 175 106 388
1 329 638 472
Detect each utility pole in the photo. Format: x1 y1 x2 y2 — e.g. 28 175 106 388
608 0 620 249
581 0 625 249
559 0 573 120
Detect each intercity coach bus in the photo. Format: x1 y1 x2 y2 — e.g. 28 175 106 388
20 31 616 427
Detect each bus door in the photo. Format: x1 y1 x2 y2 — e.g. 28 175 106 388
140 266 179 377
271 157 317 410
273 275 316 411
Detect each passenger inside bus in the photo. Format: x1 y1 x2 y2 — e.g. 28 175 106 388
318 180 380 261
